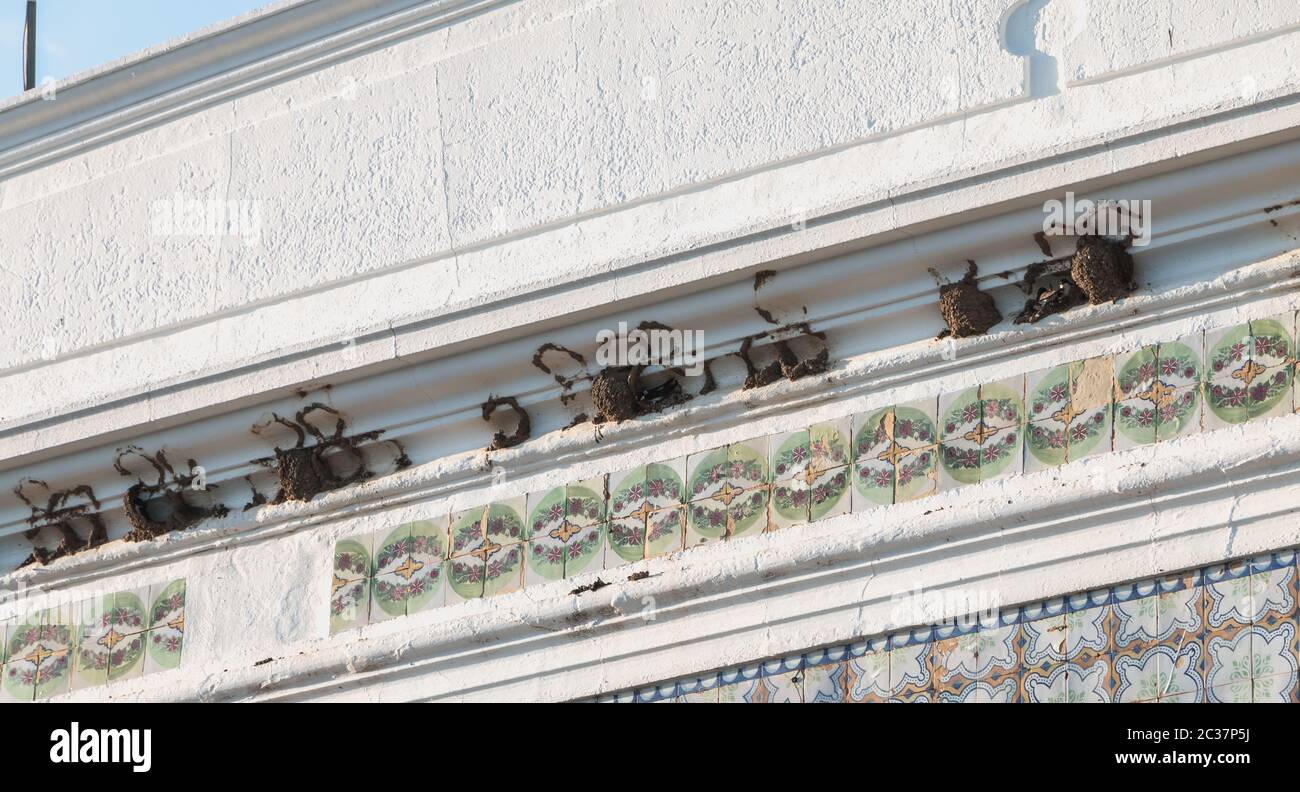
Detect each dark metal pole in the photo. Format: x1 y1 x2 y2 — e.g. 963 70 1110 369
23 1 37 91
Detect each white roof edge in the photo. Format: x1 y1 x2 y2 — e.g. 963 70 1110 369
0 0 305 114
0 0 505 162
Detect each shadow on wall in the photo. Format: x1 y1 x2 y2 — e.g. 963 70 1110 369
1003 0 1058 99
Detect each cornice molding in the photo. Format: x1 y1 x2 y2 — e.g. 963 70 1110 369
5 248 1296 589
65 408 1300 701
3 126 1299 577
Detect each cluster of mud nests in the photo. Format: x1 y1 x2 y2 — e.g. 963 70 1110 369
935 236 1137 337
1015 236 1136 324
248 403 408 506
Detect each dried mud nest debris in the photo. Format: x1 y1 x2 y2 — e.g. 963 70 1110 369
1013 235 1136 324
738 322 830 390
115 447 228 542
481 395 531 451
14 479 107 567
249 403 400 505
936 261 1002 338
1070 235 1136 304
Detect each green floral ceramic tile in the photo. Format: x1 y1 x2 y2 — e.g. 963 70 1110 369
1249 316 1295 369
940 381 1019 487
729 486 769 537
687 442 764 539
851 407 895 508
104 591 148 684
808 465 850 522
608 467 648 519
894 401 938 449
524 483 601 581
2 618 47 701
1206 366 1291 425
565 479 607 529
645 506 684 557
446 555 486 600
108 591 149 636
606 516 646 566
607 461 684 532
686 447 729 501
809 419 850 470
371 524 415 621
981 425 1023 481
72 596 112 690
895 446 937 502
145 580 186 672
940 387 981 441
1026 419 1068 468
1026 363 1081 467
1249 366 1293 419
1026 365 1071 423
526 487 566 543
330 535 371 633
449 506 487 558
1114 347 1157 400
687 496 730 544
980 378 1024 430
940 435 981 487
564 523 606 576
1067 404 1111 460
1115 397 1157 448
770 478 810 529
645 461 686 509
1157 335 1203 388
372 521 446 618
1206 323 1252 383
483 542 525 596
106 630 146 686
727 439 769 489
524 535 564 584
769 430 811 482
485 497 528 544
34 652 73 700
148 580 186 631
1155 386 1201 442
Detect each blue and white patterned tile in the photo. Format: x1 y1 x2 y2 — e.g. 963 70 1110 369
802 660 847 703
1065 590 1113 661
844 637 891 702
1203 628 1254 702
937 676 1019 703
1022 664 1070 703
753 668 803 703
1115 643 1203 703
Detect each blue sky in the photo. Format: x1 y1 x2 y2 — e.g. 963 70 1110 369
2 0 270 99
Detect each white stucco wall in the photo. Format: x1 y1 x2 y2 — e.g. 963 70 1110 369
2 0 1299 701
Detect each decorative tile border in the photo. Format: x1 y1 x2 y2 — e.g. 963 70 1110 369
0 579 186 701
600 548 1300 702
328 309 1300 633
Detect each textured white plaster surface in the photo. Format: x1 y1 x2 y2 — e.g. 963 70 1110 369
11 0 1300 432
2 0 1300 701
1054 0 1300 83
